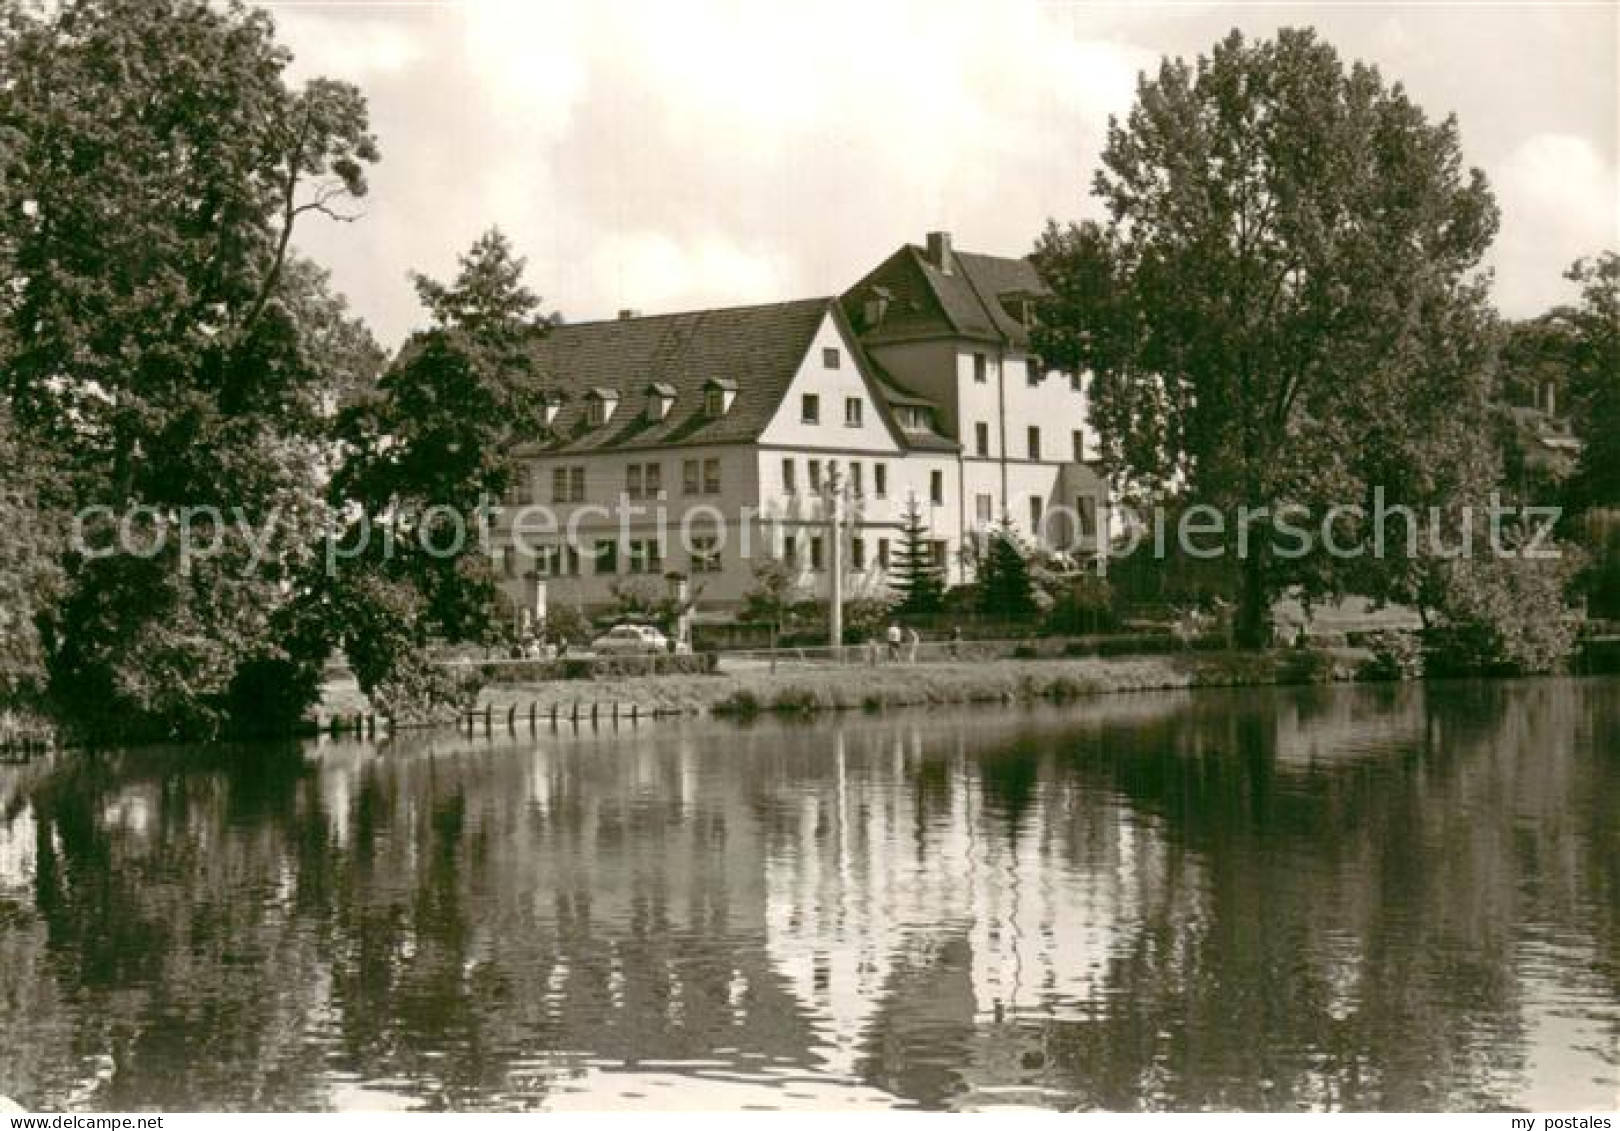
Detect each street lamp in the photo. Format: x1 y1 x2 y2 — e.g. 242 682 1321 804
823 460 846 655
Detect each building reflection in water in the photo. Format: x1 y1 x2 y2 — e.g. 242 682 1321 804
0 681 1615 1111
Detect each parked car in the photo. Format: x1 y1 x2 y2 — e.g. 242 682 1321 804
590 624 670 655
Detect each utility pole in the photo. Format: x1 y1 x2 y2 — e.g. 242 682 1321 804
827 460 844 656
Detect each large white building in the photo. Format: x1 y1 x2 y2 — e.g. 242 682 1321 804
490 232 1107 618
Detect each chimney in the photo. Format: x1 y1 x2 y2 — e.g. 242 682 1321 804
925 231 953 274
618 308 640 321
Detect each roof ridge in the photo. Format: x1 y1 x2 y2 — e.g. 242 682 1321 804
555 295 835 330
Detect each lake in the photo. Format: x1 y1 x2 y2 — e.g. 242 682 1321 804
1 679 1616 1111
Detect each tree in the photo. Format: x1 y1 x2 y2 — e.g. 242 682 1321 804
326 230 550 708
739 558 805 654
0 0 381 739
890 495 944 615
1561 253 1620 514
0 406 62 712
1037 28 1500 647
1428 550 1581 674
977 521 1037 621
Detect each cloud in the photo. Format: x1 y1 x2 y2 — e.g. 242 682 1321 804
271 2 1616 345
1491 133 1619 315
586 231 787 315
273 9 426 81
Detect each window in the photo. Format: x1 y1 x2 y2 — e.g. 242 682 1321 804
594 539 618 574
898 406 933 431
822 347 841 369
683 459 700 495
930 469 944 506
1030 497 1044 540
851 538 866 570
873 463 887 497
849 461 863 496
1026 357 1042 386
973 353 988 383
781 533 797 564
808 459 822 492
703 457 721 495
975 421 990 458
645 462 662 497
690 536 721 573
877 539 891 571
844 397 863 427
929 540 947 568
552 466 584 503
704 386 725 416
586 399 606 426
802 393 820 424
625 464 642 499
1072 430 1085 463
976 493 994 525
536 544 581 578
1076 496 1097 539
1027 426 1041 461
810 535 824 571
782 458 796 493
628 539 663 574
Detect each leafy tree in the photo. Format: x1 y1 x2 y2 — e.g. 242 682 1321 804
0 0 381 739
1037 28 1500 647
0 406 62 711
1561 253 1620 514
890 495 944 615
977 521 1037 621
1428 550 1581 674
1554 252 1620 618
327 230 550 708
739 558 805 652
605 576 696 639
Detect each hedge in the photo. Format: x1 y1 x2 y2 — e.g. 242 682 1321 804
472 652 718 684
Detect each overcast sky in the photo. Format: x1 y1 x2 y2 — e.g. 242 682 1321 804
267 0 1618 348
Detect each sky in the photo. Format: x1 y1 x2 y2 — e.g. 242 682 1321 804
266 0 1619 348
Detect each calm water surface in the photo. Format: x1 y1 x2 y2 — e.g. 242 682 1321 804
1 679 1616 1111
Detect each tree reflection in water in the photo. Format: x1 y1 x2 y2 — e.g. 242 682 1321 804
0 680 1615 1111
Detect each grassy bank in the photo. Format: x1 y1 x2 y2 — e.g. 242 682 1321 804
319 648 1359 725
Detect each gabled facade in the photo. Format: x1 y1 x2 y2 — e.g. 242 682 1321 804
491 232 1107 623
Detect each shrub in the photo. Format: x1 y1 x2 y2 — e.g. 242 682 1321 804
1429 552 1581 674
712 688 762 717
769 685 820 714
475 652 717 683
1276 646 1337 684
1041 574 1118 635
1357 631 1425 681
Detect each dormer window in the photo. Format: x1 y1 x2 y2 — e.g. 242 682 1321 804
897 405 934 432
999 289 1041 327
703 377 737 418
645 382 676 422
862 286 892 329
584 387 619 427
539 393 562 427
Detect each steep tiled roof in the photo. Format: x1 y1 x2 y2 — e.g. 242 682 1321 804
841 243 1049 348
519 298 832 452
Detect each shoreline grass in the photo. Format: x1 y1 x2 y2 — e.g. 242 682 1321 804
318 648 1363 726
